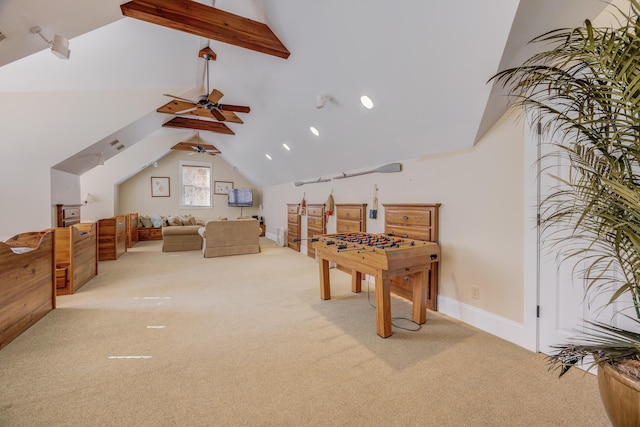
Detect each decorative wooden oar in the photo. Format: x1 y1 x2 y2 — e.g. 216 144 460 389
294 177 331 186
333 162 402 179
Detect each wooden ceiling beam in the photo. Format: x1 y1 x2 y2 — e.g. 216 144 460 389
162 117 235 135
120 0 290 59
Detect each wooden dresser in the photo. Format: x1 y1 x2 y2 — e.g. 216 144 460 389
287 203 300 251
335 203 367 234
138 227 163 241
306 203 325 259
97 215 127 261
56 204 82 227
126 213 138 248
335 203 367 273
383 203 441 311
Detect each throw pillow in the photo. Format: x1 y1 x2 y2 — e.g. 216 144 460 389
140 215 152 228
150 215 162 228
167 215 181 227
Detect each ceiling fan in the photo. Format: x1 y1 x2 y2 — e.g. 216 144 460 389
157 49 250 124
171 132 221 156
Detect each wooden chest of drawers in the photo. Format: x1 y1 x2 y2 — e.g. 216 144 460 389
335 203 367 234
138 227 163 241
334 203 367 274
306 204 325 259
287 204 300 251
384 203 441 311
56 204 82 227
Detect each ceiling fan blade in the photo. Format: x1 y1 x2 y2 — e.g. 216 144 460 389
175 106 199 114
208 89 224 104
220 104 250 113
210 108 226 121
163 93 199 104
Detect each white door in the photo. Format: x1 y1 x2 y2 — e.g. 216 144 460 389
535 124 596 355
534 123 629 355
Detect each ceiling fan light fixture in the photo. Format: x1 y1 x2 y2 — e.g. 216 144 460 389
360 95 374 109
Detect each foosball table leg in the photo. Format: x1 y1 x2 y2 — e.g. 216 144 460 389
319 257 331 300
375 275 392 338
411 269 428 324
351 269 362 293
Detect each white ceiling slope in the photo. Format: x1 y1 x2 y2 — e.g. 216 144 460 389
0 0 613 188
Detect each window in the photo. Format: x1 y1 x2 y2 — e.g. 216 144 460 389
179 160 212 208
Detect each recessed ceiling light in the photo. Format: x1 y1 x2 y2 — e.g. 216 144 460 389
282 143 291 151
360 95 374 109
265 153 272 160
310 126 320 136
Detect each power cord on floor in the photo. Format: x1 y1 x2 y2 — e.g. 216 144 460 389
366 278 421 332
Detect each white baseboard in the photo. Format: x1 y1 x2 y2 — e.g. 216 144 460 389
437 295 536 352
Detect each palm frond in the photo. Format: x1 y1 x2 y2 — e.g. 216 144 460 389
547 316 640 376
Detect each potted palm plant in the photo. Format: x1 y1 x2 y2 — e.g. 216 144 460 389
491 0 640 424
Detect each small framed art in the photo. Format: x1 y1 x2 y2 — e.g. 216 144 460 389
151 177 170 197
214 181 234 195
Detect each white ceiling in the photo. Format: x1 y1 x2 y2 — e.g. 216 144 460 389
0 0 613 187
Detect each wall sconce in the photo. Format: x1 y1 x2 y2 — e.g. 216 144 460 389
83 193 94 205
29 26 71 59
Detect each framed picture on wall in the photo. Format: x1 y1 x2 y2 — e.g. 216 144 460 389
214 181 234 195
151 177 170 197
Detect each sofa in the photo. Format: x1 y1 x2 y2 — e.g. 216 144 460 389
161 214 205 252
198 218 261 258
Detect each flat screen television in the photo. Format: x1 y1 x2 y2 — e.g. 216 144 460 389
228 188 253 207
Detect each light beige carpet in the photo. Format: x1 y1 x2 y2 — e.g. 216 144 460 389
0 239 610 426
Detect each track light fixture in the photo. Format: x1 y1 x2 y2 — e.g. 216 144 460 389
30 26 70 59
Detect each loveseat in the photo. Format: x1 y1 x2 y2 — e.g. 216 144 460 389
198 218 261 258
161 214 205 252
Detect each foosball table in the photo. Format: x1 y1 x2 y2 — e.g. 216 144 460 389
313 232 440 338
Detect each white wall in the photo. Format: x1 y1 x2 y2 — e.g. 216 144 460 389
117 149 262 221
263 108 532 349
0 88 185 239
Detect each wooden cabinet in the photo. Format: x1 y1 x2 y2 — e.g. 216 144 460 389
306 204 325 259
335 203 367 273
287 204 300 251
126 213 138 248
335 203 367 234
138 227 163 241
53 223 98 295
56 204 82 227
97 215 127 261
383 203 441 311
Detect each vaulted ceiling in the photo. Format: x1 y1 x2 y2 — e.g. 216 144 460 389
0 0 614 187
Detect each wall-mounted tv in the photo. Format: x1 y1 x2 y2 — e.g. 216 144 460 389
228 188 253 207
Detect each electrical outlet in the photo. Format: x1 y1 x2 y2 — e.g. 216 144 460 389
471 286 480 299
